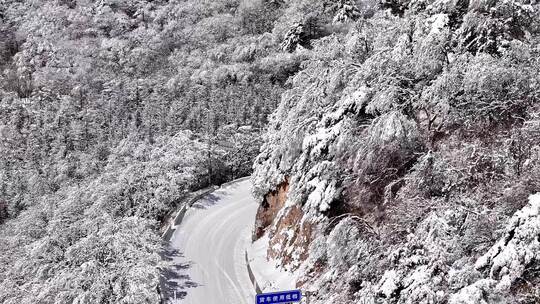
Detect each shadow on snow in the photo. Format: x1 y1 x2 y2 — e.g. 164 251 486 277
191 193 220 209
159 244 199 303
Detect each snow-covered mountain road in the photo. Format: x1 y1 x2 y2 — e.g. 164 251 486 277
162 179 259 304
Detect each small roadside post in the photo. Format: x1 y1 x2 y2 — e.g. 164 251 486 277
255 290 302 304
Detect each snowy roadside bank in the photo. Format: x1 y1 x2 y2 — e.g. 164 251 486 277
247 234 299 293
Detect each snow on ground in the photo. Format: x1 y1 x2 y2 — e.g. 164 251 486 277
163 177 299 304
247 234 299 292
164 179 258 304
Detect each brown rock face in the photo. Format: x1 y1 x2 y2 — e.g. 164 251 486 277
253 178 314 271
267 205 313 268
253 178 290 240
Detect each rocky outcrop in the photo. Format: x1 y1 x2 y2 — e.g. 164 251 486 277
253 178 290 240
267 204 313 270
253 177 315 271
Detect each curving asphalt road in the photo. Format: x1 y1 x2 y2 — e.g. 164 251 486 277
162 179 258 304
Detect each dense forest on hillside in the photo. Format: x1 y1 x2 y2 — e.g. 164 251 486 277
252 0 540 303
0 0 292 302
1 0 540 303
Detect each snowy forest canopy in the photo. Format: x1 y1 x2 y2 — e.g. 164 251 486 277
1 0 540 303
0 0 288 302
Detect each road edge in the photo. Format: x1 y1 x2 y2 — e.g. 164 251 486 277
159 176 261 303
161 185 219 241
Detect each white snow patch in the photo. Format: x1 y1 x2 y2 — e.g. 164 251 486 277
428 14 449 35
248 234 299 292
378 270 400 298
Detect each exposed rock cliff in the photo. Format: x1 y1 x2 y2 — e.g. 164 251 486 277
254 178 290 240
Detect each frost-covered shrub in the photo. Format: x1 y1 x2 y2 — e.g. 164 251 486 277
476 194 540 290
454 1 536 55
329 0 362 23
326 217 361 269
380 0 410 16
237 0 283 35
258 52 306 83
0 132 211 303
419 49 540 136
449 193 540 303
345 112 423 216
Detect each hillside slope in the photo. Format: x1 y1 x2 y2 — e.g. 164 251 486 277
0 0 287 302
252 1 540 303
